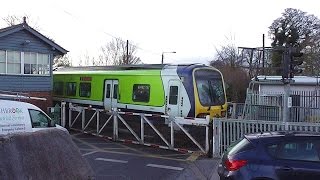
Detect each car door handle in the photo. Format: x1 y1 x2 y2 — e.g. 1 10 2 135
279 166 293 171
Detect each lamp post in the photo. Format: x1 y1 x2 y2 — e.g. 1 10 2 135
161 51 176 64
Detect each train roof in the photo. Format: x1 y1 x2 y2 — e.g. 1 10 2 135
54 63 210 72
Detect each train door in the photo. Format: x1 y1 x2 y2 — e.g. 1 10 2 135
166 80 181 117
104 80 118 110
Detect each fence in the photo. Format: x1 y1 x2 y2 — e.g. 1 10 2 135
241 90 320 122
212 118 320 157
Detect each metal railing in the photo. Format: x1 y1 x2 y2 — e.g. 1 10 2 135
212 118 320 157
240 90 320 122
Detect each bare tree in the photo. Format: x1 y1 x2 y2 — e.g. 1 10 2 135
2 15 40 30
100 38 141 65
53 55 72 68
210 42 250 103
213 43 242 68
92 56 104 66
79 52 93 66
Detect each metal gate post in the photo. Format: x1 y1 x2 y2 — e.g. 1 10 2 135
212 119 220 157
232 103 237 119
170 116 174 149
285 122 289 131
82 108 85 131
207 115 213 158
205 115 210 153
140 114 144 144
61 102 66 127
113 109 118 141
69 103 72 128
278 105 283 122
97 110 100 134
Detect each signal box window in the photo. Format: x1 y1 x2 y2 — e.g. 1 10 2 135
53 82 64 95
66 82 77 96
132 84 150 102
24 52 37 74
7 51 21 74
0 50 6 73
169 86 178 105
80 83 91 97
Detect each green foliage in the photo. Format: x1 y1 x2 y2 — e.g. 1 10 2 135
269 8 320 75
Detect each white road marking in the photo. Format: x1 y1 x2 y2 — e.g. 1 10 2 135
95 158 128 164
82 151 98 156
146 164 184 171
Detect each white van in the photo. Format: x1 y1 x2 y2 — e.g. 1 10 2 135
0 99 67 135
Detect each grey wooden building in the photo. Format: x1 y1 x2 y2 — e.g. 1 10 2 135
0 18 67 110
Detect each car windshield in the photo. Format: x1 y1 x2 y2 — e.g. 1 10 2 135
195 69 225 106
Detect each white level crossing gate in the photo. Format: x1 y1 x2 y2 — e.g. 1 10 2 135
66 103 210 154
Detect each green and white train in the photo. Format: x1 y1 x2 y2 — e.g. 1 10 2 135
53 64 227 118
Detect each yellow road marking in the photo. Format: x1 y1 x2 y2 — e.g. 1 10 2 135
186 152 202 161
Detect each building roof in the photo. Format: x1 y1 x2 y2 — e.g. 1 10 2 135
253 76 320 86
0 20 68 55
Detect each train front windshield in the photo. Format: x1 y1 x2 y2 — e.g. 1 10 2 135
195 69 226 106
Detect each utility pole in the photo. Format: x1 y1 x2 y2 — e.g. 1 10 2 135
161 53 164 64
262 34 265 75
126 40 129 64
161 51 176 64
282 46 292 127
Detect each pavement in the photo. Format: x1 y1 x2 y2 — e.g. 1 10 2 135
176 157 220 180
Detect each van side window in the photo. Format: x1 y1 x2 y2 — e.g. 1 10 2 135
53 82 64 95
66 82 77 96
132 84 150 102
79 83 91 97
29 109 49 128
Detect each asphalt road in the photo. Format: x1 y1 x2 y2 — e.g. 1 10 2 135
70 131 221 180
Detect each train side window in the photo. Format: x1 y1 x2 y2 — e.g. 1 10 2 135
106 84 111 98
66 82 77 96
113 84 118 99
132 84 150 102
53 82 64 95
79 83 91 97
169 86 178 105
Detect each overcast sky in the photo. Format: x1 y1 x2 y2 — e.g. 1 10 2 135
0 0 319 65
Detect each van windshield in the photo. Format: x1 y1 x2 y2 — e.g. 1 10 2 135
195 69 225 106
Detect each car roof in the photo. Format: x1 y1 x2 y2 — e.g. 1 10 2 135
244 131 320 144
0 99 42 111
